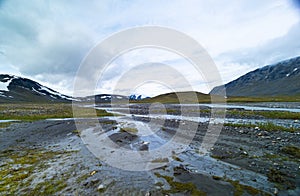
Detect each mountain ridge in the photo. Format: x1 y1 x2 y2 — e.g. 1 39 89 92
0 74 74 103
210 56 300 97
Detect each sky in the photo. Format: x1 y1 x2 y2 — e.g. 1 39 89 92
0 0 300 97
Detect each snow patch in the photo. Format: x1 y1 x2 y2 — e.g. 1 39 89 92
50 95 57 99
32 88 47 96
0 78 12 91
39 85 78 101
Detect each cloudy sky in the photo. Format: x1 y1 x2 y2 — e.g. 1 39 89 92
0 0 300 97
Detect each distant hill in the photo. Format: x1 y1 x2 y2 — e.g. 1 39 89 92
210 56 300 97
144 91 213 103
0 74 74 103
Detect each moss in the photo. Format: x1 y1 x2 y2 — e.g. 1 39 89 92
155 182 164 187
30 179 67 195
151 158 169 163
224 122 297 132
76 173 90 184
0 122 14 128
281 146 300 158
0 148 69 195
227 179 269 196
225 110 300 120
154 173 207 196
120 127 138 134
267 169 285 183
263 153 280 159
73 129 81 136
172 155 183 162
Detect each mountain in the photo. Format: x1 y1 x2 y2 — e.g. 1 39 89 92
81 94 129 103
0 74 74 103
210 56 300 97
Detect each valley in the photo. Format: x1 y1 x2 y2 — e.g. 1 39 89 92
0 103 299 195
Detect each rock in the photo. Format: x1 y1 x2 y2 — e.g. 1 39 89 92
139 141 149 151
97 184 105 191
242 151 248 156
145 192 151 196
272 187 278 195
0 161 7 167
254 126 260 130
91 178 100 184
276 137 281 140
90 170 97 176
102 179 114 186
83 181 89 186
212 175 222 180
239 130 244 134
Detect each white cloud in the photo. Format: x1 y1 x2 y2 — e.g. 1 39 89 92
0 0 299 96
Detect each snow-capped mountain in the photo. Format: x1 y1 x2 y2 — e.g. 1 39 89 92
210 56 300 97
0 74 74 103
81 94 129 103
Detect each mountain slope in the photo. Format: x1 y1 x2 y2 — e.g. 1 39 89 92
210 56 300 97
0 74 74 103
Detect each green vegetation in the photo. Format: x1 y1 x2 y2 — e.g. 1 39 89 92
151 158 169 163
224 122 298 132
120 127 138 134
72 129 81 136
226 179 270 196
0 148 70 195
0 122 15 129
154 173 207 196
30 179 67 195
267 168 295 190
0 104 114 121
226 95 300 103
225 109 300 120
281 145 300 158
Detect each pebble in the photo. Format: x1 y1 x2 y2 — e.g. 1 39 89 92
97 184 105 191
91 178 100 184
272 187 278 195
90 170 97 176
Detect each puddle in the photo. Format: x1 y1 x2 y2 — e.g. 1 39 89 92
0 120 19 123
